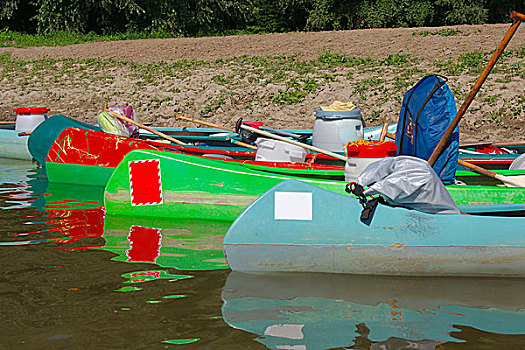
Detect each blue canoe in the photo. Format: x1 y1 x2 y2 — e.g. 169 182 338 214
224 179 525 277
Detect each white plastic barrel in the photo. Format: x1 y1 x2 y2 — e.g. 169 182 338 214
255 138 307 162
510 153 525 170
312 108 364 152
344 141 398 182
14 107 50 131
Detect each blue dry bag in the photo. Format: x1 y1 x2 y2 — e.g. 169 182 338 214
395 75 459 184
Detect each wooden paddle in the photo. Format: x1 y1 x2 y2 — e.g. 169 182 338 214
175 115 236 133
458 159 525 187
226 137 257 149
103 106 187 145
238 124 347 161
379 123 389 141
175 115 311 142
384 130 523 186
428 11 524 166
259 126 309 142
0 121 15 124
494 140 525 147
455 140 525 149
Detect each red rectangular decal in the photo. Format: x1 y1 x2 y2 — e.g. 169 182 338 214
128 159 163 206
126 225 162 262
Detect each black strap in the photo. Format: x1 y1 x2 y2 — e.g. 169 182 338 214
345 182 385 221
346 182 366 205
360 197 382 221
235 118 243 134
235 117 257 143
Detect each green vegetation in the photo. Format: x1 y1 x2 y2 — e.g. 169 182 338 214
0 42 523 125
0 0 521 44
484 93 502 105
200 95 226 117
412 29 462 37
272 77 320 105
380 54 414 66
0 29 174 48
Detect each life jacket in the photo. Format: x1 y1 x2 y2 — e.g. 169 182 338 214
395 75 459 184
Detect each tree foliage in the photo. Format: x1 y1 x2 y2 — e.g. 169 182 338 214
0 0 521 35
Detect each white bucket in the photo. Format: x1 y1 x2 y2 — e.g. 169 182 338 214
255 138 307 162
345 157 383 182
344 141 398 181
510 153 525 170
313 108 364 152
14 107 50 131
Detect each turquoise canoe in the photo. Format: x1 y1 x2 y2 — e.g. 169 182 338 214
224 179 525 277
104 149 525 221
0 123 34 160
28 114 100 165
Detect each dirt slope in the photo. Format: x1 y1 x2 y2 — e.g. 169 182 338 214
1 23 523 142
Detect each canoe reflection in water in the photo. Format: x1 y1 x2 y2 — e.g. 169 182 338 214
102 216 230 270
221 272 525 349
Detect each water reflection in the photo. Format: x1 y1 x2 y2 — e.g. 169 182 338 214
0 159 46 209
221 272 525 349
46 207 105 248
0 158 105 248
102 216 229 270
1 160 525 349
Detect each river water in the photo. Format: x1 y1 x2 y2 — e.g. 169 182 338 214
1 159 524 349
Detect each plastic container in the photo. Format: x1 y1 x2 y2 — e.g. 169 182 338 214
510 153 525 170
312 108 364 152
255 138 307 163
14 107 50 131
344 141 398 182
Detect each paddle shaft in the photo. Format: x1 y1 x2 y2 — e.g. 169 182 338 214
381 130 523 185
226 137 257 149
240 124 347 161
379 123 389 141
177 115 311 142
0 121 15 124
428 12 524 166
494 140 525 147
458 159 525 187
385 132 396 140
105 108 187 145
175 115 236 133
259 126 303 139
512 11 525 21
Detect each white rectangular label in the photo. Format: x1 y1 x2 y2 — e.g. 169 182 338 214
274 192 312 220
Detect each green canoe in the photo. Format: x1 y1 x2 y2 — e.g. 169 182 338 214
104 149 525 221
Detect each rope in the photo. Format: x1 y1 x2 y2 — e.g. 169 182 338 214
343 139 388 156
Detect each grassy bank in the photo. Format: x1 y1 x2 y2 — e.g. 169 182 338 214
0 43 523 136
0 29 176 48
